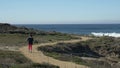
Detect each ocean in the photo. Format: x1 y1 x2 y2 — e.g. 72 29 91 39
16 24 120 37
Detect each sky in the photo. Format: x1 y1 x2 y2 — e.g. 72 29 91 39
0 0 120 24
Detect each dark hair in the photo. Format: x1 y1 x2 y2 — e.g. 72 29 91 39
30 34 32 37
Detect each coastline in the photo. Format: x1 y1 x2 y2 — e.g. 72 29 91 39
15 24 120 37
0 23 120 68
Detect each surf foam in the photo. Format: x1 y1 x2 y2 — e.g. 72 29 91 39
91 32 120 37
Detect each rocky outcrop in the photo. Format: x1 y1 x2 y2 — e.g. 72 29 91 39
0 23 30 34
0 23 48 34
0 23 65 35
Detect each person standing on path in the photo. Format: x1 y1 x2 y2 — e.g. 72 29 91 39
27 34 34 53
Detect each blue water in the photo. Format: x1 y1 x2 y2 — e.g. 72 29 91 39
15 24 120 35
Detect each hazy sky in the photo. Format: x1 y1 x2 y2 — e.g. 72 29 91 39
0 0 120 24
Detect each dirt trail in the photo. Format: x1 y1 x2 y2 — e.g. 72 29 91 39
20 37 90 68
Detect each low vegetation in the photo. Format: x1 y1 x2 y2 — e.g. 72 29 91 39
0 33 77 47
38 36 120 68
0 23 78 47
0 50 59 68
0 23 78 68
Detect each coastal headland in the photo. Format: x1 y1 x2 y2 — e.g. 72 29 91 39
0 23 120 68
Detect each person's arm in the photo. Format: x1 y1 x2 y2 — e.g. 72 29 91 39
26 38 29 42
32 38 34 44
32 38 34 42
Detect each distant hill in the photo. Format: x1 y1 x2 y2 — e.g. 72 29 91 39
0 23 34 34
0 23 66 35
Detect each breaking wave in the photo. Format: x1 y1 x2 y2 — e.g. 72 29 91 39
91 32 120 37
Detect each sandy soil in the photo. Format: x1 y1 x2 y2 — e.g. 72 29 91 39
19 37 90 68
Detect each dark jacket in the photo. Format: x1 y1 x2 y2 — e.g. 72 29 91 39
27 37 34 44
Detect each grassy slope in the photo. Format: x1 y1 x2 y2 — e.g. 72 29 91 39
0 23 80 68
0 50 59 68
0 23 78 46
0 33 77 47
0 34 26 46
0 33 77 68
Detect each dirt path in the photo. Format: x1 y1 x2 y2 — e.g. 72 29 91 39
0 46 19 51
20 37 90 68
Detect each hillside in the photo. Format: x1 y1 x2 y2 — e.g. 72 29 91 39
0 23 78 47
0 23 43 34
39 36 120 68
0 23 71 35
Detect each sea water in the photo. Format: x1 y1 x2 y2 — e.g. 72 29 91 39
16 24 120 37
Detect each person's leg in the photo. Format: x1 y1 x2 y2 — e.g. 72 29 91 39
28 44 30 51
29 44 32 53
30 44 32 51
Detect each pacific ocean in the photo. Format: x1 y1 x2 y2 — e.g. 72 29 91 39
15 24 120 37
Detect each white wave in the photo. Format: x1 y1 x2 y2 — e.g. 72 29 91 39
91 32 120 37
